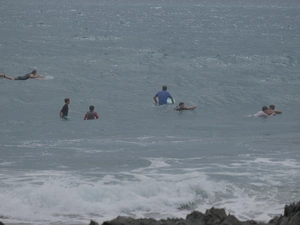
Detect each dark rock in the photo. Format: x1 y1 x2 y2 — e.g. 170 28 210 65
268 216 279 224
240 220 259 225
90 220 100 225
204 207 227 225
186 211 204 221
284 202 300 217
275 216 289 225
289 211 300 225
102 216 159 225
220 215 242 225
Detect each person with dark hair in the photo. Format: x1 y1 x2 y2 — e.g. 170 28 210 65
269 104 282 114
60 98 70 119
174 102 196 111
0 70 44 80
153 85 174 105
84 105 99 120
254 106 274 117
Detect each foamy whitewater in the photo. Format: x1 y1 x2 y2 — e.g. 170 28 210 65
0 0 300 224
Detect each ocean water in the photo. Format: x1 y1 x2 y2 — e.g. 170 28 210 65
0 0 300 224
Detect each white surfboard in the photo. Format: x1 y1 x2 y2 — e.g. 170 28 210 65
167 98 175 104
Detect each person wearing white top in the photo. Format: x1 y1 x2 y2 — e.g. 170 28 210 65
254 106 275 117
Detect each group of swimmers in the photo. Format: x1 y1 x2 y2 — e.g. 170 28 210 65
153 85 282 115
59 98 99 120
59 85 195 121
0 70 97 121
62 88 282 120
1 71 281 118
58 85 197 121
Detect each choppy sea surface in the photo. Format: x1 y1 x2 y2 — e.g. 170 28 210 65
0 0 300 224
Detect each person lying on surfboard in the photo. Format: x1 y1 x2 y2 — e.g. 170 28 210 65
173 102 196 111
0 70 44 80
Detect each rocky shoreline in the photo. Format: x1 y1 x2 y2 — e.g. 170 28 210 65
1 201 299 225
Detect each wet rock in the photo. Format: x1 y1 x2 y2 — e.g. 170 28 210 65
204 207 227 225
90 220 100 225
289 211 300 225
219 215 242 225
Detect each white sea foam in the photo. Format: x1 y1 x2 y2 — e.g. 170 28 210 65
146 158 171 169
0 170 287 225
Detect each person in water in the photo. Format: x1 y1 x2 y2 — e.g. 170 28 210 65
269 104 282 114
0 70 44 80
254 106 275 117
60 98 70 119
174 102 196 111
84 105 99 120
153 85 174 105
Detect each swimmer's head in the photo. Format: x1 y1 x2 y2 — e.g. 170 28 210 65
262 106 268 112
269 105 275 110
179 102 185 108
64 98 70 104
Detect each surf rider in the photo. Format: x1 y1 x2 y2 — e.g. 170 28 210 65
173 102 196 110
0 70 44 80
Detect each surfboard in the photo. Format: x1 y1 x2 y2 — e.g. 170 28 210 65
167 98 175 104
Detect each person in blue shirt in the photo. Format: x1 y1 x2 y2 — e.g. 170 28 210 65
153 85 174 105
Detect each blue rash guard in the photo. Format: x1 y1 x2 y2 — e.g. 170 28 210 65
155 90 173 105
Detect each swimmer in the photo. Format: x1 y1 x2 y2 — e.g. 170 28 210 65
269 104 282 114
254 106 275 117
60 98 70 119
153 85 174 105
0 70 44 80
84 105 99 120
174 102 196 111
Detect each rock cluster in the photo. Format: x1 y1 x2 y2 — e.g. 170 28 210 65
98 201 300 225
